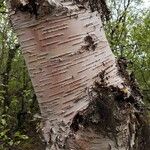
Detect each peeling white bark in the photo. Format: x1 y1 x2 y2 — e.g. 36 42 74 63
8 1 145 150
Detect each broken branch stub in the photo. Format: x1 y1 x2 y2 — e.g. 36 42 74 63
8 0 149 150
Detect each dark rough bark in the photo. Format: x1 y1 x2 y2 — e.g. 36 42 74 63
8 1 150 150
10 0 110 21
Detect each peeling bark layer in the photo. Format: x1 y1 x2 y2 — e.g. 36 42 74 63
8 1 149 150
10 0 110 20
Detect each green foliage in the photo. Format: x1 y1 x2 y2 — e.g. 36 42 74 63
0 0 149 149
105 0 150 102
0 1 40 150
0 114 29 149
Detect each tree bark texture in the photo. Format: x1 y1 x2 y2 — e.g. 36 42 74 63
8 0 150 150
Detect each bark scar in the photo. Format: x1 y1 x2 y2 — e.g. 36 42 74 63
82 34 98 51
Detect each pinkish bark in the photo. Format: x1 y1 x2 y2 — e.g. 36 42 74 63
8 1 148 150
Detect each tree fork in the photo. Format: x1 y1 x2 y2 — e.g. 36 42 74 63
8 0 150 149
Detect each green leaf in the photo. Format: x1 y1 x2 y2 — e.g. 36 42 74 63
1 118 6 125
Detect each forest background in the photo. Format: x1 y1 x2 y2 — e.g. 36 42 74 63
0 0 149 149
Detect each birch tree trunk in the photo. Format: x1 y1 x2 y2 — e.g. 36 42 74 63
8 0 150 150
